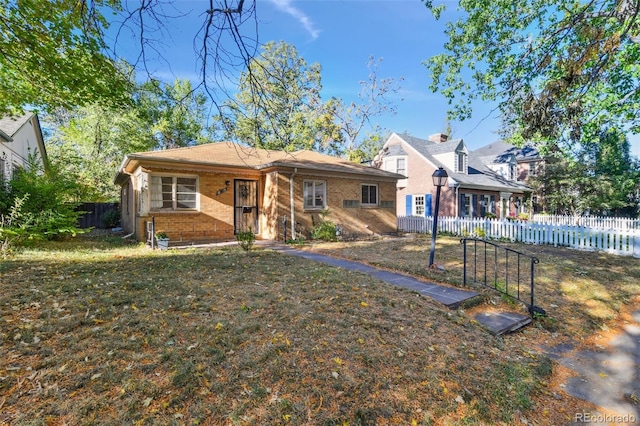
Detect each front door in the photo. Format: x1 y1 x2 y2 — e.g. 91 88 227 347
234 180 258 234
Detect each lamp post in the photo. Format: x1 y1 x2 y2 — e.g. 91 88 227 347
429 167 448 269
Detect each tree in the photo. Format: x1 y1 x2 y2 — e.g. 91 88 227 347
530 129 640 216
423 0 640 149
0 0 132 114
218 41 342 153
138 79 212 149
329 57 404 161
1 0 258 114
45 79 213 201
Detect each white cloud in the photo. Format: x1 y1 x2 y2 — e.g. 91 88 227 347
268 0 321 40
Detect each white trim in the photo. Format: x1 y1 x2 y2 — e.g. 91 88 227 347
149 173 199 211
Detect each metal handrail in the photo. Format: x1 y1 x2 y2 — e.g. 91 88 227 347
461 238 545 316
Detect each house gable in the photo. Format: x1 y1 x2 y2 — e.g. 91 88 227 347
0 113 48 177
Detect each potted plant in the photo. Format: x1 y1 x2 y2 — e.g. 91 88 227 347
155 231 169 250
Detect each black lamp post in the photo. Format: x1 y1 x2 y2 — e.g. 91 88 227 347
429 167 448 268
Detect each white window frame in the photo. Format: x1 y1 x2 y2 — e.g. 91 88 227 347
150 174 199 211
528 162 537 177
361 183 379 206
303 180 326 210
396 158 406 175
456 152 468 174
414 195 425 216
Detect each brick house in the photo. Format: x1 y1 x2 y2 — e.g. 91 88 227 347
0 112 48 180
374 133 531 219
115 142 404 244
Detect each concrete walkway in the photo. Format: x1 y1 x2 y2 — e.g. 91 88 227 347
271 244 480 309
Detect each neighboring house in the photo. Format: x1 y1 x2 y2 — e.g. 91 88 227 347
0 112 48 180
374 133 531 219
115 142 404 244
472 140 543 213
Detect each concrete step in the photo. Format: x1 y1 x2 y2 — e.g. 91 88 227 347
474 311 532 335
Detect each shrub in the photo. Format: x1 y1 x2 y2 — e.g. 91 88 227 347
1 160 85 255
474 227 487 238
236 228 255 251
517 212 529 221
311 210 337 242
484 212 497 219
101 209 121 228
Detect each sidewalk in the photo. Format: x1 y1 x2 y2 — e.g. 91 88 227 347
271 244 480 309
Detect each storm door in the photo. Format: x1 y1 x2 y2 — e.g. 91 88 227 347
234 180 258 234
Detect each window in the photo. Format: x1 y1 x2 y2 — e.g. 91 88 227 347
414 195 425 216
456 153 467 174
528 162 537 177
361 184 378 206
383 157 406 175
304 180 326 209
150 175 197 210
509 164 516 181
0 157 5 181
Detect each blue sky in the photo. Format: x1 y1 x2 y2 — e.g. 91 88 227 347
114 0 640 157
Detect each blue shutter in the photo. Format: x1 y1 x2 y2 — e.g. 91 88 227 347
425 193 432 217
459 193 465 217
405 195 413 216
480 195 486 217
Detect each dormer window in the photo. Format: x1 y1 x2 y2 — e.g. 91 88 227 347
456 152 468 174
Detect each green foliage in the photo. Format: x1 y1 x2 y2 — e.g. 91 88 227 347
473 227 486 238
0 0 132 114
311 210 337 242
45 78 212 201
423 0 640 149
530 130 640 216
155 231 168 240
101 209 121 228
0 158 85 255
236 228 256 252
218 41 343 154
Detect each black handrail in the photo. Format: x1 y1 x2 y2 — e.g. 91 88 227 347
461 238 545 316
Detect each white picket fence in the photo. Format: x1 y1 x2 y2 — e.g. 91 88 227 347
531 214 640 230
398 216 640 258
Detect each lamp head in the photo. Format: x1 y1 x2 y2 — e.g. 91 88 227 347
432 167 448 187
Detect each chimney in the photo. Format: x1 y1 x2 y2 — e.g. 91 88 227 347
428 133 449 143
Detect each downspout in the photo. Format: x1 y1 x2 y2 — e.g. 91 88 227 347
290 167 298 239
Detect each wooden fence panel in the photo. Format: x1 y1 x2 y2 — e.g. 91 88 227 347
76 202 119 229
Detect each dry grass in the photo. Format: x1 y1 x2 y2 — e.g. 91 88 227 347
0 232 626 425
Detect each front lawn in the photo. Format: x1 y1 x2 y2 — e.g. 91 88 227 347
0 233 608 425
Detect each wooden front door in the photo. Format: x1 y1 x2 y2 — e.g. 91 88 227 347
234 179 258 234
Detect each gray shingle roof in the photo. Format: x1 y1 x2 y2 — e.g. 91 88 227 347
0 113 33 139
473 140 540 163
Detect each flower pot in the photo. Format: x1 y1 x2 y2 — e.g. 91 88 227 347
156 238 170 250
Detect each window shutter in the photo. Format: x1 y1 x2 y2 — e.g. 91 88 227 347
480 195 486 217
472 194 478 218
459 193 465 217
425 193 432 216
405 195 412 216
